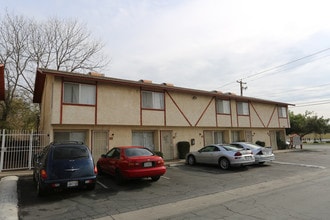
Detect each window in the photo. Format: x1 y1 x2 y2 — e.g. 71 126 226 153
278 106 287 118
216 100 230 114
63 82 96 105
237 102 249 115
142 91 164 110
132 131 155 151
231 131 241 142
54 131 86 143
204 131 224 145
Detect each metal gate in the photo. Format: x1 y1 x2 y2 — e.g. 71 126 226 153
0 130 49 172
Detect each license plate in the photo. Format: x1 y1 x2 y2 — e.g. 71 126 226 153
245 156 252 160
67 181 78 187
144 162 152 167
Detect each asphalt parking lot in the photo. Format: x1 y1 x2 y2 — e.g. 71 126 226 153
14 145 330 219
1 144 329 219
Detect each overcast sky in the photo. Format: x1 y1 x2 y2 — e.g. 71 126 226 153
2 0 330 118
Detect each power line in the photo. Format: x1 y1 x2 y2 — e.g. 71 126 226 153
219 47 330 88
244 47 330 80
291 100 330 107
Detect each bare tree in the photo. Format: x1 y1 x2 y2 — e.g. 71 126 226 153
0 11 109 129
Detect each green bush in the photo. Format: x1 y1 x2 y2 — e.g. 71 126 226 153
177 141 190 159
255 141 265 147
154 151 164 158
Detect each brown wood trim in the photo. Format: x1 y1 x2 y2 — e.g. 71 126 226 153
140 88 143 126
95 82 98 125
248 102 252 128
250 103 266 127
195 97 215 126
267 106 277 127
60 78 64 124
166 91 192 126
0 64 5 101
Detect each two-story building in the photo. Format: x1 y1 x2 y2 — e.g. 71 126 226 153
33 68 291 161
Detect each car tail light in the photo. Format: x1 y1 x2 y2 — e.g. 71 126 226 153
157 160 164 166
94 165 98 174
128 160 140 167
85 179 94 184
234 152 242 157
40 169 47 180
51 183 60 188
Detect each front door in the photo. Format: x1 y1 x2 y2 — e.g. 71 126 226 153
92 130 109 163
161 130 174 160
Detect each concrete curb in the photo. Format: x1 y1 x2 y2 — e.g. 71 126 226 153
0 176 18 220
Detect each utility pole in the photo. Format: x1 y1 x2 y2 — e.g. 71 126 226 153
237 79 247 96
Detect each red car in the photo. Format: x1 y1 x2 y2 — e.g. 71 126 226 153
96 146 166 184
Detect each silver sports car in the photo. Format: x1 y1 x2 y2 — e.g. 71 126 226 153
186 144 255 170
231 142 275 164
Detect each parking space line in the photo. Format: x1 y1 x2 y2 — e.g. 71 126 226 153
97 180 109 189
273 161 326 169
161 176 170 180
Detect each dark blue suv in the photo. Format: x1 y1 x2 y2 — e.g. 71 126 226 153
33 142 97 196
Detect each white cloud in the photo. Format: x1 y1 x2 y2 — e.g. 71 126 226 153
2 0 330 118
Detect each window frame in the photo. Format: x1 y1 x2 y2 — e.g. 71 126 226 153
216 99 231 114
237 102 249 116
63 82 96 105
141 90 165 110
278 106 288 118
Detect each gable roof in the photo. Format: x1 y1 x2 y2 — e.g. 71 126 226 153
0 64 5 101
33 68 293 106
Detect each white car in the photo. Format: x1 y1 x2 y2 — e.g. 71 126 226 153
231 142 275 164
186 144 255 170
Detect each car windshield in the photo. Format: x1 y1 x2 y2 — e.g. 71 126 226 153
221 145 241 151
53 146 89 160
125 148 154 157
244 143 262 149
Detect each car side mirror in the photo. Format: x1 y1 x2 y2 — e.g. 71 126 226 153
101 154 106 158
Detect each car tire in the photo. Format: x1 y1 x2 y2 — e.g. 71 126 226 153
187 155 196 165
151 176 161 182
259 162 265 165
37 180 46 197
86 183 96 190
219 157 230 170
97 164 103 175
115 170 124 185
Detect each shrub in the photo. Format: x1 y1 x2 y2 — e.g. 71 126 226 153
255 141 265 147
154 151 164 158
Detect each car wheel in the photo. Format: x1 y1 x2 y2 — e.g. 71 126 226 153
187 155 196 165
86 183 96 190
151 176 160 182
115 170 124 185
219 157 230 170
37 180 46 197
97 164 103 175
259 162 265 165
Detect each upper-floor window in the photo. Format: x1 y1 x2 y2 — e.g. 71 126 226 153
63 82 96 105
278 106 287 118
141 91 164 110
216 99 230 114
237 102 249 115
